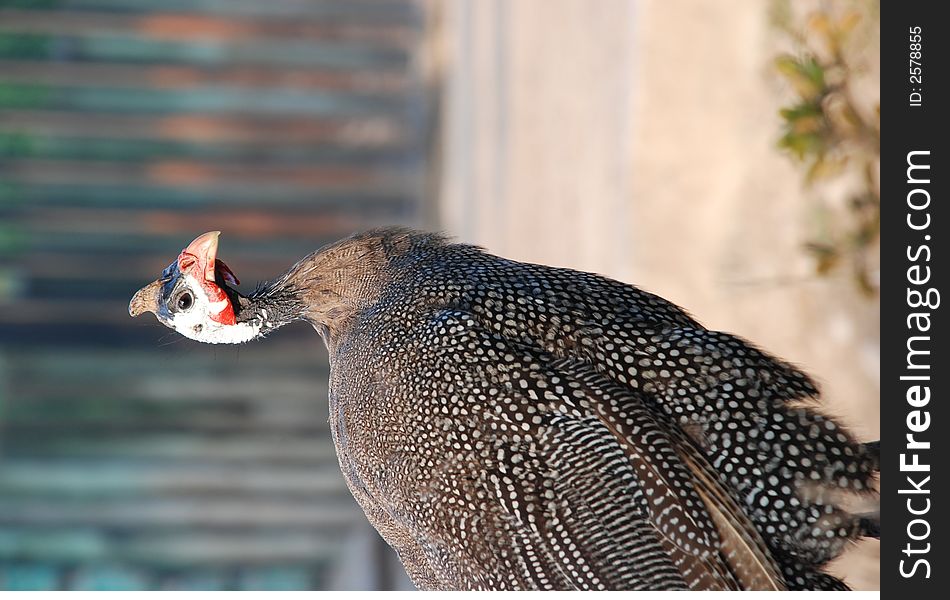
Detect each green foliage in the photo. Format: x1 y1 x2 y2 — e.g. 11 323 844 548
0 223 28 254
0 132 35 158
0 83 50 109
0 33 52 58
772 0 880 295
0 181 24 207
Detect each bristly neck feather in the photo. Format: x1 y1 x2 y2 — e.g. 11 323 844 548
230 277 307 340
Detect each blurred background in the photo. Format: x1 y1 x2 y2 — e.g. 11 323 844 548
0 0 879 591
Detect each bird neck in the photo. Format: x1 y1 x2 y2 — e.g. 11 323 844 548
231 281 307 340
229 228 451 347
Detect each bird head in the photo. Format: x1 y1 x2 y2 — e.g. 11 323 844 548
129 231 260 344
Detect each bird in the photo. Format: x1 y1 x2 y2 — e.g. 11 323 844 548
129 228 879 590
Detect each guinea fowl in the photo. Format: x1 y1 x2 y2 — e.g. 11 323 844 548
129 228 879 590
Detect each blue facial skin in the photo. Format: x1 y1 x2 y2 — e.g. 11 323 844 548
157 260 182 322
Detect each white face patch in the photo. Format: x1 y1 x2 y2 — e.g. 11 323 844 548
167 274 261 345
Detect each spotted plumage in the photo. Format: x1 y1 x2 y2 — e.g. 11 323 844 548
130 228 879 590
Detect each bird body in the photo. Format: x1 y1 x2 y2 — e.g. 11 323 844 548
130 228 878 590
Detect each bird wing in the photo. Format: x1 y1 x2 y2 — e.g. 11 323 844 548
561 355 786 590
376 309 783 590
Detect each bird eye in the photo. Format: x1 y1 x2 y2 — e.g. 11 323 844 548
176 291 194 312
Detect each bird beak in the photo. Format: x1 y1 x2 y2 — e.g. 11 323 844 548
129 279 163 318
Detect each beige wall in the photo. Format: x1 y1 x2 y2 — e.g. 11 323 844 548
430 0 879 589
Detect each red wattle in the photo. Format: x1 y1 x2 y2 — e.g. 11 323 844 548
202 280 236 325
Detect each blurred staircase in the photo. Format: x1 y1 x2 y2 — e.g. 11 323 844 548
0 0 428 590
